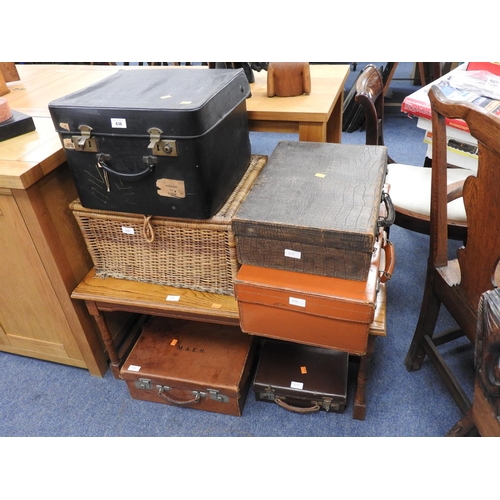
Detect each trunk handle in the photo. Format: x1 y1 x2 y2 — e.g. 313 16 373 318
156 385 202 405
96 154 155 181
378 190 395 228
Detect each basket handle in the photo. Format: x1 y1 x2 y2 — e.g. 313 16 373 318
142 215 155 243
274 397 320 413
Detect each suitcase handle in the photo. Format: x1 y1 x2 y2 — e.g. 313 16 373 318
97 154 154 182
274 397 320 413
379 237 395 283
378 191 395 228
157 385 202 406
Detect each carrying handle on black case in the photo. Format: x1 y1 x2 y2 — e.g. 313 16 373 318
378 191 395 228
97 154 155 182
274 397 320 414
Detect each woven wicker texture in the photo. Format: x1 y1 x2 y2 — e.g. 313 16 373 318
71 155 266 296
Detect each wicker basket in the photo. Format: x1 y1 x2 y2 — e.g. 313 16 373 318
71 155 267 296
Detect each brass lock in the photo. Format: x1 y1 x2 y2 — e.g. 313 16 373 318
147 127 178 157
134 378 152 390
72 125 98 152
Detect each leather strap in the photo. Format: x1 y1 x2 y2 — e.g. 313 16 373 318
274 397 320 413
157 386 201 406
380 237 395 283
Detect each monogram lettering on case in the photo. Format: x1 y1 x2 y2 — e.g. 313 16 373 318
176 344 205 354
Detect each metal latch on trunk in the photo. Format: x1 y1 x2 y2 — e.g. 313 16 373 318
72 125 98 152
207 389 229 403
134 378 153 390
148 127 178 157
319 397 341 412
259 387 276 401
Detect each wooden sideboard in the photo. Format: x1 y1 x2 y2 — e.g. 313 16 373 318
0 65 136 376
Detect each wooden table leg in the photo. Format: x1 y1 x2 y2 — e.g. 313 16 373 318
298 122 326 142
85 300 122 378
326 90 344 143
353 335 377 420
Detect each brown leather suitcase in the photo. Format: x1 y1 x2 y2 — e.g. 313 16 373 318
253 339 348 413
234 232 393 355
232 141 391 281
120 317 256 416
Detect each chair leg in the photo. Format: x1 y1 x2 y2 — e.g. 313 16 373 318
446 409 478 436
405 272 442 371
422 334 471 414
405 272 472 414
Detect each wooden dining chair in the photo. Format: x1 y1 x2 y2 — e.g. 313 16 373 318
404 85 500 417
355 64 474 241
447 288 500 436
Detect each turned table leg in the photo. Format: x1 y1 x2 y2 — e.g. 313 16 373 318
85 300 122 378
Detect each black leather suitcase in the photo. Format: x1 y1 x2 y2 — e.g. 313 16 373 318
253 339 348 413
232 141 391 281
120 317 256 416
49 68 251 219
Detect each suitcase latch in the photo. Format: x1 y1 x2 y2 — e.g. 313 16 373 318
134 378 153 390
207 389 229 403
320 397 340 412
259 386 276 401
72 125 98 152
148 127 178 157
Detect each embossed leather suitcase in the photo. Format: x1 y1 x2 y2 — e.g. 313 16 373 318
234 232 393 355
253 339 348 413
49 68 251 218
120 317 256 416
232 141 391 281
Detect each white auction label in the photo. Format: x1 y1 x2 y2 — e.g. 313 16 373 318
166 295 181 302
289 296 306 308
111 118 127 128
127 365 141 372
290 381 304 390
121 227 135 235
284 248 301 259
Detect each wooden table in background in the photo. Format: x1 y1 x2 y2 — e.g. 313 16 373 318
6 63 350 142
248 64 350 143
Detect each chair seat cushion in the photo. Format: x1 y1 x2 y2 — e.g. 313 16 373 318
386 163 475 223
